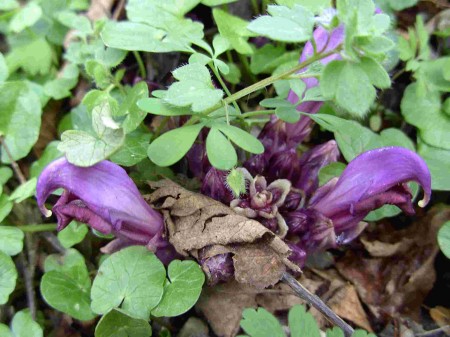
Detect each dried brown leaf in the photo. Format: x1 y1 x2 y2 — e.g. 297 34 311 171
147 180 299 288
196 281 258 337
336 206 450 321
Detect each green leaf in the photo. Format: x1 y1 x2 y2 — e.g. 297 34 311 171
9 3 42 33
248 5 314 43
0 53 9 83
240 308 285 337
41 270 96 321
148 124 204 167
57 221 88 249
387 0 418 11
101 21 169 53
86 60 112 89
213 34 231 57
223 62 241 84
56 10 93 36
359 57 391 89
226 168 246 197
250 44 285 75
418 141 450 191
355 36 395 55
275 0 331 13
117 82 149 133
0 0 19 10
152 260 205 317
438 221 450 259
44 249 88 278
91 246 166 319
0 251 17 305
30 141 63 178
95 309 152 337
44 64 79 100
401 83 450 150
6 38 54 76
418 58 450 92
318 162 346 186
206 127 237 170
202 0 237 5
110 129 151 167
276 106 301 123
0 195 13 223
59 103 125 167
215 124 264 154
0 82 42 163
326 327 345 337
11 310 43 337
213 9 255 55
289 305 320 337
137 98 190 116
0 324 13 337
352 330 377 337
0 166 13 197
165 63 223 112
0 226 24 256
9 178 37 203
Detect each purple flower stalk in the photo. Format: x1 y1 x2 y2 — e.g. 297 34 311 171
36 158 168 253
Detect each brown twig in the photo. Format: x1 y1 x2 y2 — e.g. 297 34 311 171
18 252 37 320
40 232 66 254
0 136 26 184
282 272 355 337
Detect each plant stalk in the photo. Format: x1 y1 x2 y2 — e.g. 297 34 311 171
282 272 355 337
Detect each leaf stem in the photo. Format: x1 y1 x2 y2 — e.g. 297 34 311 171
210 63 241 113
183 47 340 127
133 51 147 79
238 110 275 119
17 224 58 233
282 272 355 337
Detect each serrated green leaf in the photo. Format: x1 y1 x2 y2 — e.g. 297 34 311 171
11 310 43 337
240 308 285 337
59 103 125 167
110 128 151 167
91 246 166 319
148 123 204 166
9 3 42 33
226 169 246 197
117 82 149 133
0 251 17 304
248 5 314 43
401 83 450 150
213 9 255 55
0 226 24 256
289 305 320 337
95 309 152 337
9 178 37 203
206 127 237 170
215 124 264 154
359 57 391 88
44 64 79 100
0 82 42 163
41 270 96 321
152 260 205 317
438 221 450 259
57 221 88 249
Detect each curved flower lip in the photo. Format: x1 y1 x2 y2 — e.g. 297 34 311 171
310 147 432 214
36 157 164 245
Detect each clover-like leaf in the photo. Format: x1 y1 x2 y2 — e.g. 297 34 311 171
95 309 152 337
0 251 17 305
152 260 205 317
0 226 24 256
91 246 166 319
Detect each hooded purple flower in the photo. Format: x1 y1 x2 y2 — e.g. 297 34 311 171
308 147 432 245
36 157 168 253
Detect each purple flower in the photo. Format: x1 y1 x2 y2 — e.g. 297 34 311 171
201 167 233 204
36 157 168 252
200 252 234 285
309 147 432 245
293 140 340 196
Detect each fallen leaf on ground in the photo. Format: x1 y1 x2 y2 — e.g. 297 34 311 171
147 180 299 288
